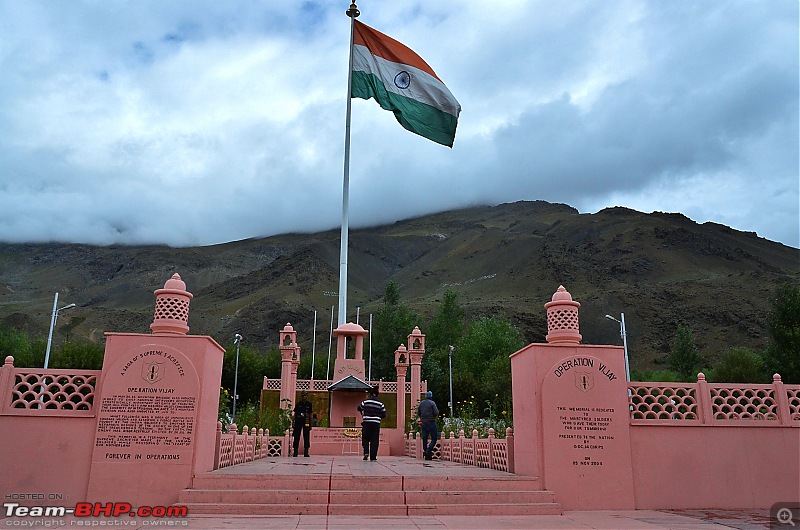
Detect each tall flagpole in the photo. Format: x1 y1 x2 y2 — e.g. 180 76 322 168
338 2 359 327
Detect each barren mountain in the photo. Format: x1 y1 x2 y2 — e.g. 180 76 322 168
1 201 797 371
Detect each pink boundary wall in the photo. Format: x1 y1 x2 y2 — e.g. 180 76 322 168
0 372 99 506
511 285 800 510
627 372 800 509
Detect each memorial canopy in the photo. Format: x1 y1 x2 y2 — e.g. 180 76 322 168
327 374 373 392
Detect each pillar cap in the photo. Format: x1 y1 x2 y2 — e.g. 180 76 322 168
544 285 581 344
150 273 192 335
545 285 579 306
333 322 369 337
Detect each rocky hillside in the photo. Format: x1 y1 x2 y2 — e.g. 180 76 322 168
0 201 797 371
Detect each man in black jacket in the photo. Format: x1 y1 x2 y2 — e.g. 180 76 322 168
357 387 386 461
417 390 440 460
292 391 312 457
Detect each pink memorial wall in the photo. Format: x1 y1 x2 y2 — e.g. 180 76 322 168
511 287 635 510
0 273 224 509
511 285 800 510
86 274 224 506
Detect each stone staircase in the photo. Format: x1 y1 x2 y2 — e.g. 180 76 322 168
178 472 561 516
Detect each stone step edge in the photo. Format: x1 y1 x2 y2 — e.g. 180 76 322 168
191 475 544 489
178 502 563 513
194 473 540 480
181 488 556 495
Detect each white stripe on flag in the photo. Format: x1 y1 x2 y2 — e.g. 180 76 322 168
352 44 460 117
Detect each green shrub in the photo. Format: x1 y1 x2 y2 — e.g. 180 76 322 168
712 347 767 383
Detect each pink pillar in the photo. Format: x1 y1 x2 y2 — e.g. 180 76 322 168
506 427 515 473
86 273 224 507
279 323 297 410
407 327 425 412
773 374 793 426
0 356 14 413
510 285 634 510
697 372 713 424
395 345 408 430
331 323 368 381
290 346 300 400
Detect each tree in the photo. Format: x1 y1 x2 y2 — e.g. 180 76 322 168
423 289 466 413
482 354 513 406
762 283 800 384
371 282 419 380
712 347 767 383
668 324 704 379
0 325 42 367
220 342 275 408
426 289 465 353
421 350 449 413
50 340 105 370
453 315 524 406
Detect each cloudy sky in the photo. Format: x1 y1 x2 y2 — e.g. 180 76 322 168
0 1 797 248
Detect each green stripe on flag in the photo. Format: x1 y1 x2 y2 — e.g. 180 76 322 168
352 71 458 148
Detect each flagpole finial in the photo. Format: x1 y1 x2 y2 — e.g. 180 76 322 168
346 2 360 18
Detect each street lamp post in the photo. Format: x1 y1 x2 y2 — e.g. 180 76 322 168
448 345 454 419
232 334 243 423
44 292 76 369
311 310 317 380
605 313 630 380
40 292 75 408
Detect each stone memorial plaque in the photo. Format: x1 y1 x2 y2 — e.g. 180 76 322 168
91 344 199 465
541 352 635 509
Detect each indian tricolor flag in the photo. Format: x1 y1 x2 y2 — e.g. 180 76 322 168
351 21 461 147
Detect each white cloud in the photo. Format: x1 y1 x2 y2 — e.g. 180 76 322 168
0 0 796 247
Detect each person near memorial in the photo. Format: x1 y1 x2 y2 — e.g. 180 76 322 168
357 387 386 461
417 390 440 460
292 391 313 457
311 413 319 427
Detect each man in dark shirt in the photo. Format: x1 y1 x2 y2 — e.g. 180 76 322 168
417 390 440 460
357 387 386 461
292 391 313 457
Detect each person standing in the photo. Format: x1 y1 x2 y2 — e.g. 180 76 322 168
357 387 386 461
417 390 440 460
292 391 313 457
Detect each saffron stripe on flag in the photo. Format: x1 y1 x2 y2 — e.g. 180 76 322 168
353 21 440 81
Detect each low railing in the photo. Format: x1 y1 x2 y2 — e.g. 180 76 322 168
263 378 423 395
213 422 290 470
628 373 800 426
405 427 514 473
0 356 100 416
